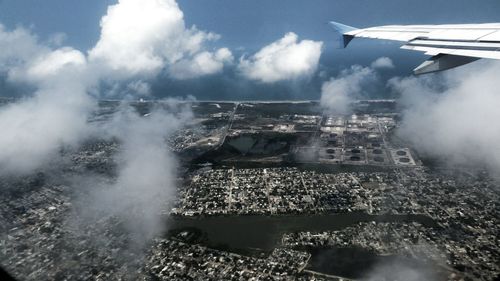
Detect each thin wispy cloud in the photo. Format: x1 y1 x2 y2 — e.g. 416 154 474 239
320 57 393 114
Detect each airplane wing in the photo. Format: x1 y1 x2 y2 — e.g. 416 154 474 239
329 21 500 74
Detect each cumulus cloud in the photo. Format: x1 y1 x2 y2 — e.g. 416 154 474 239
25 48 87 82
89 0 232 79
0 2 216 253
0 24 46 71
239 32 323 83
0 24 90 88
371 57 394 69
170 48 233 79
0 28 94 175
392 60 500 174
0 0 215 251
0 0 232 174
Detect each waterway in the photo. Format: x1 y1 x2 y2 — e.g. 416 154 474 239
167 212 435 251
166 212 438 278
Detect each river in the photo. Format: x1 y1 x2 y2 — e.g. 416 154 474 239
167 212 435 251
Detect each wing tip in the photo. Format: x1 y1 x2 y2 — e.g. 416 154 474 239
328 21 358 33
329 21 358 48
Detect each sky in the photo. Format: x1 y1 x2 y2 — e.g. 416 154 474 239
1 0 500 100
2 0 500 50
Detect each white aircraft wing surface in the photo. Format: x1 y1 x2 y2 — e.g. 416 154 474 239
330 22 500 74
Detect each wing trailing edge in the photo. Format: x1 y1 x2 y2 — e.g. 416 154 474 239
413 54 480 75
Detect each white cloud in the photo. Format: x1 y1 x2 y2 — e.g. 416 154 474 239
0 0 233 174
77 103 193 243
320 57 394 114
320 64 376 114
239 32 323 83
0 25 88 86
0 47 93 174
89 0 231 79
25 47 86 81
371 56 394 69
0 24 47 72
170 47 233 79
392 60 500 174
0 25 95 175
0 0 208 252
0 21 195 249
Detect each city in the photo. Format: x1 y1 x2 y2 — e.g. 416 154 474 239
1 101 498 280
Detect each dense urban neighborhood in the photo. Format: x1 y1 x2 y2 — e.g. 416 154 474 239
1 101 499 280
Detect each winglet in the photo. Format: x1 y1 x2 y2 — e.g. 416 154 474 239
329 21 358 48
